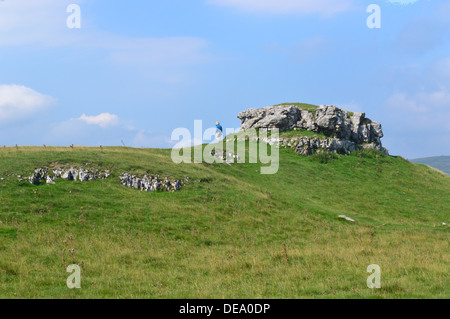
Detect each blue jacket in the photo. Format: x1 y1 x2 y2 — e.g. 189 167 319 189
216 124 223 133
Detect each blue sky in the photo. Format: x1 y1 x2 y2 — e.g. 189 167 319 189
0 0 449 158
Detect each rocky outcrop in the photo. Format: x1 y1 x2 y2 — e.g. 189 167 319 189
28 167 111 185
266 136 357 156
237 105 301 132
25 166 190 193
262 135 386 156
237 104 388 155
119 173 189 192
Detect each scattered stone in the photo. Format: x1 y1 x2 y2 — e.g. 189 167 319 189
25 166 186 193
27 166 111 185
29 168 46 185
209 149 240 163
119 173 189 192
61 170 73 181
338 215 355 223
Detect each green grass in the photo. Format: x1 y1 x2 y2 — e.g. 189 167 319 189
280 128 328 139
0 145 449 299
309 151 339 164
275 102 320 113
275 102 357 118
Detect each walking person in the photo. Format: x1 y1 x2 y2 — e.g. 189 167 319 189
215 121 223 141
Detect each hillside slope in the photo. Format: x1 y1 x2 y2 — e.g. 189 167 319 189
0 146 449 298
410 156 450 175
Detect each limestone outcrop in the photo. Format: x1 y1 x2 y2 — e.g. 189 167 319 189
237 104 388 155
26 166 190 193
119 173 189 192
28 167 111 185
237 105 301 132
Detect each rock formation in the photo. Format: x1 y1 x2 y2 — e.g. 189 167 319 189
237 104 388 156
25 165 190 193
28 166 111 185
119 173 189 192
238 105 301 132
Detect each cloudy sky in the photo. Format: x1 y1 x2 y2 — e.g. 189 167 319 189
0 0 449 158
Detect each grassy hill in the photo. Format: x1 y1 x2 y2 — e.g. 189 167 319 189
410 156 450 175
275 102 320 113
0 145 449 298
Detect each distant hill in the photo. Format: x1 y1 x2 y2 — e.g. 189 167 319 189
410 156 450 175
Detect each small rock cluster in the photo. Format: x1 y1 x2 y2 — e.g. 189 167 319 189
119 173 189 192
265 136 385 156
210 149 241 163
28 167 111 185
0 173 23 182
277 136 357 156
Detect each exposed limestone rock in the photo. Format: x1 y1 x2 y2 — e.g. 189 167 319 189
28 166 111 185
338 215 355 223
237 105 301 131
237 104 388 156
26 165 186 193
119 173 189 192
61 170 74 181
210 149 241 164
29 168 46 185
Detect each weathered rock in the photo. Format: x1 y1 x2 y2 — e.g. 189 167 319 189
29 168 46 185
119 173 188 192
61 170 73 181
297 110 316 131
46 176 55 185
238 105 301 131
210 149 240 162
237 104 388 156
338 215 355 223
70 168 79 181
53 170 62 178
28 166 111 185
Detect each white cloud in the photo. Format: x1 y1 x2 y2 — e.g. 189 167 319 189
78 113 119 128
44 120 173 148
0 0 210 75
379 57 450 157
46 118 124 146
387 93 428 113
0 84 56 122
386 88 450 135
208 0 354 16
0 0 77 46
383 89 450 157
388 89 450 114
105 36 209 67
